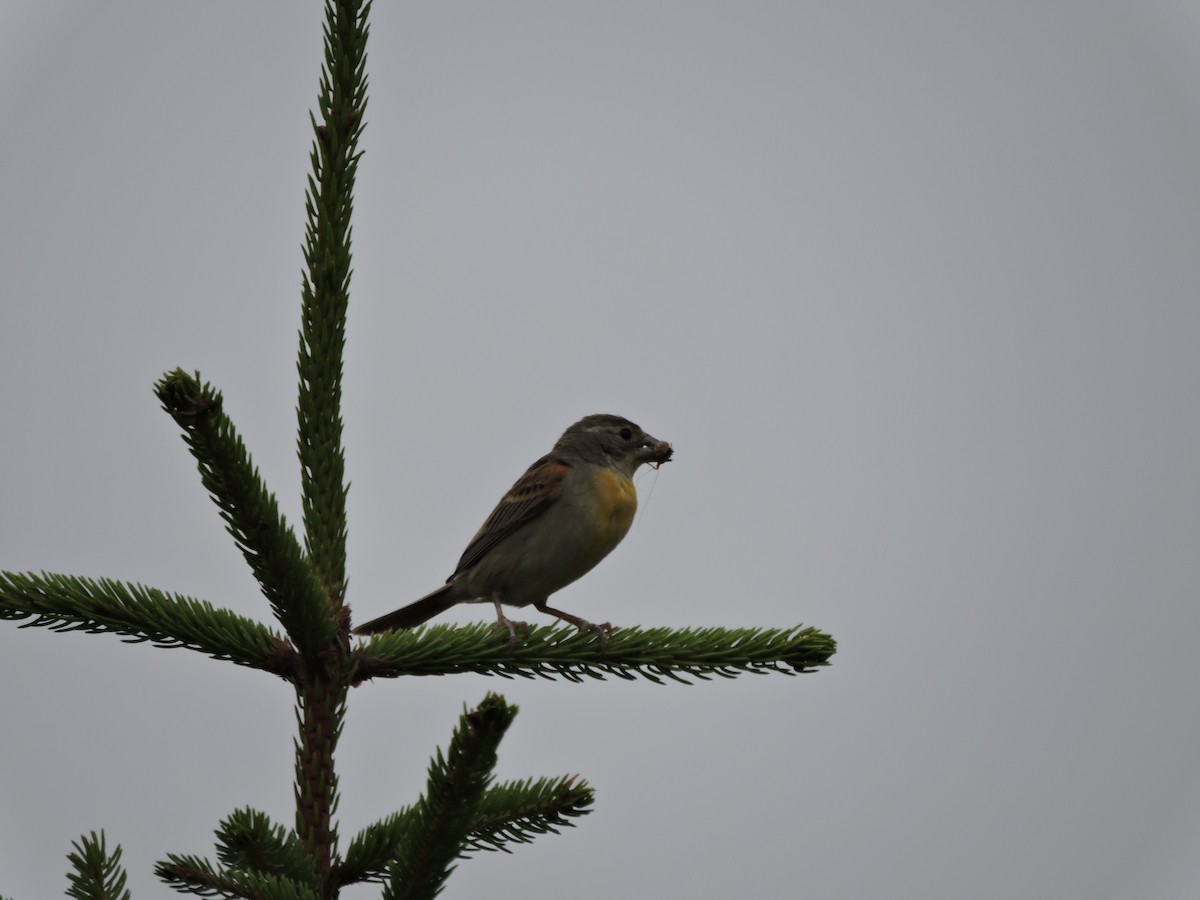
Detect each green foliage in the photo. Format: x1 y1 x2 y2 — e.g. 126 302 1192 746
353 622 836 683
338 774 592 885
462 775 594 854
337 809 419 885
155 854 319 900
296 0 371 604
0 572 291 674
154 369 334 658
214 809 317 886
154 809 321 899
379 694 516 900
66 832 131 900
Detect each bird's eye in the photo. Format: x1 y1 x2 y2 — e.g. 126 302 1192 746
619 427 633 441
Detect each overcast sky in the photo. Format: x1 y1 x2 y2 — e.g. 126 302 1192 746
3 3 1200 899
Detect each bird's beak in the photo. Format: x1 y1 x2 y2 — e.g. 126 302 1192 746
635 435 674 467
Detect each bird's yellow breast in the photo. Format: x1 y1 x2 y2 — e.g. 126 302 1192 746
592 468 638 551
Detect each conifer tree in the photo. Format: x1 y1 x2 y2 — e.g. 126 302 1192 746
0 3 835 897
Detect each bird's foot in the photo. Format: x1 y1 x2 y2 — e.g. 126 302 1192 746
577 619 613 650
490 614 532 648
533 601 613 650
490 596 532 648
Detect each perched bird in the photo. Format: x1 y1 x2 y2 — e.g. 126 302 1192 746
353 414 672 644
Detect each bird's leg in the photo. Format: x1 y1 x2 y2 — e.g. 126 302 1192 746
490 596 530 647
533 600 612 649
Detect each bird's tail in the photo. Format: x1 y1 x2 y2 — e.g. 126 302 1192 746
352 584 457 635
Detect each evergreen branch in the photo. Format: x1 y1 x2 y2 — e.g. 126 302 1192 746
296 0 370 604
337 808 417 885
380 694 517 900
462 776 593 855
156 854 320 900
339 775 592 884
214 808 315 886
66 831 131 900
0 572 294 676
351 623 836 684
155 369 334 657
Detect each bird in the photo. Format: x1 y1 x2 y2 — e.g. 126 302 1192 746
353 414 672 645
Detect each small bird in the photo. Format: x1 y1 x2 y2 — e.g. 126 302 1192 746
353 414 672 644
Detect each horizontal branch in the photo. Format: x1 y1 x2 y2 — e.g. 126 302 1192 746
0 571 295 677
351 622 835 685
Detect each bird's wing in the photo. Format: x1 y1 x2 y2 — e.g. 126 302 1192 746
451 454 570 576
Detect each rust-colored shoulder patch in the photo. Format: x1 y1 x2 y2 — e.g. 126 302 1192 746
508 460 570 502
452 457 570 575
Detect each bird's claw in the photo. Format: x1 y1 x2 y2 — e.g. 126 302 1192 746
491 616 531 648
579 620 612 650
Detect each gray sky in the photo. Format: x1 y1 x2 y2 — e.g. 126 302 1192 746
3 3 1200 898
